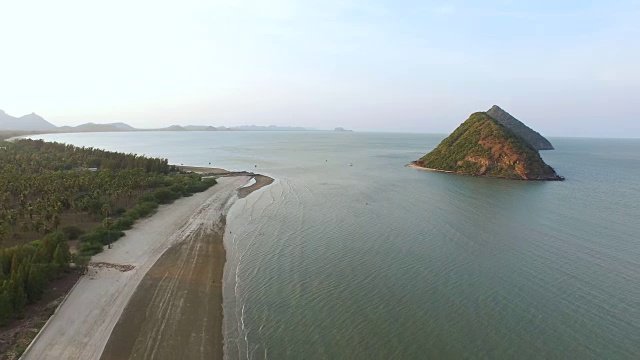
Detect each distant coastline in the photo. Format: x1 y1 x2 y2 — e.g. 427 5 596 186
1 109 317 133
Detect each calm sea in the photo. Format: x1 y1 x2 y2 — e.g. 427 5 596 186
32 132 640 359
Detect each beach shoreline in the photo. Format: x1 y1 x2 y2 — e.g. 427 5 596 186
406 162 455 174
22 167 274 359
406 162 565 181
239 175 274 198
177 165 230 175
99 186 238 360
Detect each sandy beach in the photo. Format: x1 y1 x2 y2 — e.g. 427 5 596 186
239 175 274 199
100 197 231 360
177 165 230 175
21 173 271 360
406 163 455 174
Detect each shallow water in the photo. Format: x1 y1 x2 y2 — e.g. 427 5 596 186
32 132 640 359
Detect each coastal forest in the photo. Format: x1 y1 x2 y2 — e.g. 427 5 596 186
0 138 216 325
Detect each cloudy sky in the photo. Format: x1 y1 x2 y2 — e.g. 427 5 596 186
1 0 639 137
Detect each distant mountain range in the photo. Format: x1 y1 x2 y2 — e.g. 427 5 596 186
0 110 317 133
0 110 58 131
57 122 136 133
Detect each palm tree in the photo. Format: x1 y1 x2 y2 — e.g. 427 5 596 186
103 217 114 249
0 221 6 248
101 204 110 219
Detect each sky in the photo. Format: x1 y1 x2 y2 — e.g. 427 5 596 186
1 0 639 137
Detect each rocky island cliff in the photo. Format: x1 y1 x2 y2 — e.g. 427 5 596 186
486 105 554 150
413 109 563 181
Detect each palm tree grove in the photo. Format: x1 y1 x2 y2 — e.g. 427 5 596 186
0 138 217 325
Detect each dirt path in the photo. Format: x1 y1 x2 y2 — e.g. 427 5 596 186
21 177 248 360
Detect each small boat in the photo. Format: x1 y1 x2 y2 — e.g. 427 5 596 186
349 163 353 167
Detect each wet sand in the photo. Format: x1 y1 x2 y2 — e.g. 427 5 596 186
406 163 455 173
177 165 230 175
101 214 228 360
21 177 249 360
239 175 275 199
100 173 273 360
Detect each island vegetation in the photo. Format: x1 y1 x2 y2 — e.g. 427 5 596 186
486 105 554 150
414 110 563 180
0 138 216 326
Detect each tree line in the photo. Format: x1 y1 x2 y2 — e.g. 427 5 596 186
0 138 216 325
0 232 69 325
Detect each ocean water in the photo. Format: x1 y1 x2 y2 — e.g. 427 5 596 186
32 132 640 359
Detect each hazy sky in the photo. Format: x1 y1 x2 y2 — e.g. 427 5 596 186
1 0 639 137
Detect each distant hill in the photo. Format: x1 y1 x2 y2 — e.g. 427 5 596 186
108 122 136 131
0 110 57 131
232 125 307 131
334 127 353 132
0 110 312 133
486 105 554 150
183 125 230 131
184 125 211 131
60 123 123 132
159 125 187 131
413 109 563 181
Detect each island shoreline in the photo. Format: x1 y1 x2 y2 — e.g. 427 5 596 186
407 162 565 181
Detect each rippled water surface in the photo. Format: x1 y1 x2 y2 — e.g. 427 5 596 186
33 132 640 359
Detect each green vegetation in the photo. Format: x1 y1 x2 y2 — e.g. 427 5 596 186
417 112 561 180
76 175 216 256
0 232 69 325
486 105 554 150
0 138 217 324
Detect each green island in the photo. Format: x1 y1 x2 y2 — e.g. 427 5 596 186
0 136 216 355
413 109 563 181
486 105 554 150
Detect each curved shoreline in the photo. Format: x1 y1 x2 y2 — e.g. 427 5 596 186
407 162 565 181
22 169 274 359
406 163 455 174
